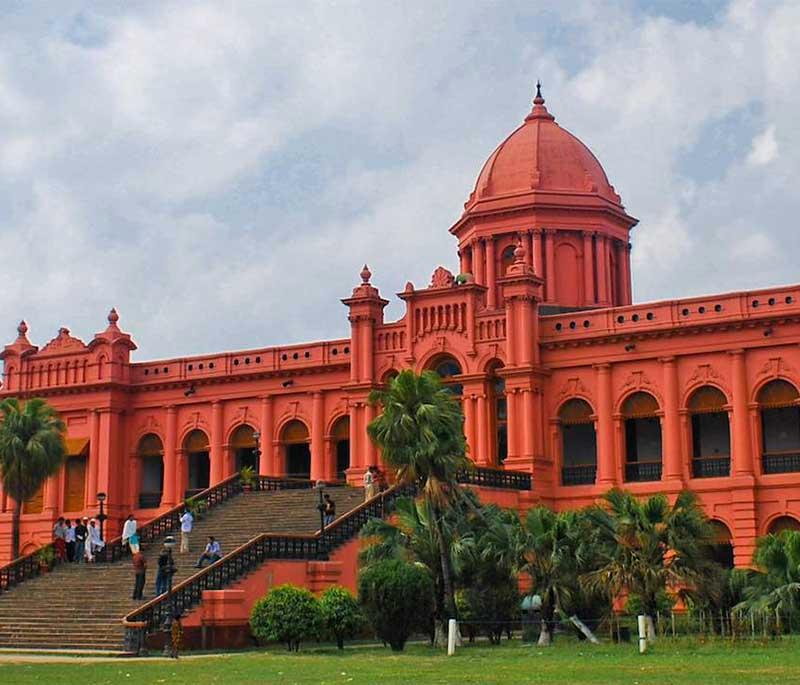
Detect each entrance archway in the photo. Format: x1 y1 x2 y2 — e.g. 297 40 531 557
184 429 210 498
138 433 164 509
282 420 311 479
230 424 259 473
331 417 350 480
709 520 734 569
768 515 800 535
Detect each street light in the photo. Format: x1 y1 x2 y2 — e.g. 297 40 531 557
96 492 107 542
253 431 261 490
162 535 180 658
316 480 327 558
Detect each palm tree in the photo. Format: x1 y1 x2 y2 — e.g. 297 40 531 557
367 369 469 636
737 530 800 623
0 398 67 559
584 489 714 638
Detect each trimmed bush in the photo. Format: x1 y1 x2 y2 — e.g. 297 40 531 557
358 559 434 652
319 586 363 649
249 584 321 651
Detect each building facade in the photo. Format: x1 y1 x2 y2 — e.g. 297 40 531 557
2 89 799 566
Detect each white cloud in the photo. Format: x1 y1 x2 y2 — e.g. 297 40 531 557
747 125 779 166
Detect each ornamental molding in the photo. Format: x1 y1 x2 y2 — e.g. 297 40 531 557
755 356 797 382
181 411 210 437
553 376 592 410
133 414 163 442
618 370 663 405
38 328 88 357
429 266 455 289
685 363 731 397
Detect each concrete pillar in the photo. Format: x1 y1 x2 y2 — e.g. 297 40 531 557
524 231 534 269
522 388 535 462
486 237 497 309
730 350 754 477
595 363 615 485
473 239 485 286
259 396 273 476
463 393 476 463
210 401 224 485
163 406 178 506
532 229 543 279
582 231 595 304
506 389 519 460
311 392 325 481
596 235 609 304
476 393 489 465
544 229 556 302
625 243 633 305
87 410 100 508
661 357 682 483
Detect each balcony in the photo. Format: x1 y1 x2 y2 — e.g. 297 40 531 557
624 461 662 482
692 456 730 479
562 464 597 486
762 452 800 475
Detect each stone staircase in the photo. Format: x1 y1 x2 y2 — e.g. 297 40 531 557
0 486 365 651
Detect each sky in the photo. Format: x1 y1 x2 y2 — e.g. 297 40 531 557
0 0 798 362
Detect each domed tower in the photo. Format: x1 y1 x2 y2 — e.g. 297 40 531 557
450 85 637 312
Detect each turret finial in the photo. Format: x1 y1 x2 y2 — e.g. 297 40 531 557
360 264 371 284
534 80 544 104
17 320 28 337
107 308 120 325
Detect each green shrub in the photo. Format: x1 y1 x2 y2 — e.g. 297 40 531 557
463 576 520 644
249 584 322 651
358 559 434 652
319 586 363 649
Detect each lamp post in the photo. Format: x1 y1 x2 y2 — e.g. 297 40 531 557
162 534 180 658
316 480 327 558
96 492 107 542
253 430 261 490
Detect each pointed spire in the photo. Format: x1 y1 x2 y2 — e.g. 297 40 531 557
525 80 554 122
107 307 120 326
360 264 372 285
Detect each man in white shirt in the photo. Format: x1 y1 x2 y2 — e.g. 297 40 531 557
121 514 137 550
363 467 375 501
195 536 222 568
179 509 194 553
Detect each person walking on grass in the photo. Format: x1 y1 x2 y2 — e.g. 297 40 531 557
132 550 147 600
195 536 221 568
179 508 193 554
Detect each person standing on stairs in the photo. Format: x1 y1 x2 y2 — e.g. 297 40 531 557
132 550 147 600
363 467 375 501
52 517 67 561
74 517 88 564
323 493 336 526
122 514 137 551
156 543 175 596
64 519 76 562
179 508 193 554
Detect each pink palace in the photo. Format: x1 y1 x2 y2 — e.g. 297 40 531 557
2 87 800 567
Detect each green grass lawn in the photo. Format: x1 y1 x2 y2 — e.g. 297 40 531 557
1 638 799 685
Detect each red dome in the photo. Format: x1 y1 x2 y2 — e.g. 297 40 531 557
465 90 622 212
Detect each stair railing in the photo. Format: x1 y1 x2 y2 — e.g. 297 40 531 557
122 482 414 653
456 465 532 491
0 474 314 594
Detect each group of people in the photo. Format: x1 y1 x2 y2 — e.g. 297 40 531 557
362 464 386 500
52 516 106 563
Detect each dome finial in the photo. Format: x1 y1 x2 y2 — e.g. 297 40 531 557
360 264 371 284
534 80 544 104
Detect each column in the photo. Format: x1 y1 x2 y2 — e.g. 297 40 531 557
473 239 485 285
348 403 361 474
616 241 630 305
463 394 476 463
361 319 374 382
596 235 609 304
485 237 497 309
582 231 595 305
163 406 178 506
679 411 692 481
44 471 60 516
661 357 682 483
544 229 556 302
365 402 378 468
311 391 325 481
87 410 100 508
532 229 543 279
522 389 535 462
524 230 534 269
730 350 754 477
595 364 615 485
259 396 274 475
625 243 633 305
476 393 489 465
506 389 519 460
210 401 224 485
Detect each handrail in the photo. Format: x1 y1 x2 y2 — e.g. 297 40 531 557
0 473 314 594
456 465 531 491
121 482 415 653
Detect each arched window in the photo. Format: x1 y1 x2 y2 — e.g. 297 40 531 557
183 429 210 498
138 433 164 509
501 245 516 275
758 380 800 474
331 417 350 480
488 363 507 465
430 355 463 396
230 424 259 473
709 520 734 569
559 399 597 486
768 515 800 535
622 392 662 482
282 420 311 480
689 386 731 478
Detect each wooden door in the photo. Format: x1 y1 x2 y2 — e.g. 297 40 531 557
64 456 87 512
23 484 44 514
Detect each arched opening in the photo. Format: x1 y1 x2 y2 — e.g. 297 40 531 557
282 420 311 479
622 392 662 482
758 380 800 474
559 399 597 486
768 515 800 535
487 362 507 465
184 430 210 498
138 433 164 509
500 245 516 276
709 520 734 569
689 386 731 478
429 355 463 396
555 242 580 307
331 417 350 480
230 424 259 473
